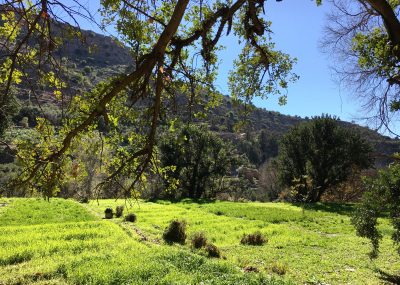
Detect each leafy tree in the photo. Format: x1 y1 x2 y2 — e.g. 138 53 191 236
258 129 279 163
323 0 400 133
0 0 397 198
277 115 372 202
351 161 400 258
159 124 240 199
0 0 299 197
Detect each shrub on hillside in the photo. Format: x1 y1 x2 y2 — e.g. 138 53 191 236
115 205 124 218
104 208 113 219
124 213 137 222
163 220 186 244
205 243 221 258
240 232 267 246
191 232 207 249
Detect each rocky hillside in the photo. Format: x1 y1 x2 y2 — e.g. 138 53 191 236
5 24 400 166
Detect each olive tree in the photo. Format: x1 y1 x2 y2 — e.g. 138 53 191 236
277 115 372 202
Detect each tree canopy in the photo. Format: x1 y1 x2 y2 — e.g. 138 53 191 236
351 161 400 258
323 0 400 133
159 124 240 199
0 0 398 198
277 115 372 202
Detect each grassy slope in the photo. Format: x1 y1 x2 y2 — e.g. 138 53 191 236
87 200 400 284
0 198 286 285
0 198 398 284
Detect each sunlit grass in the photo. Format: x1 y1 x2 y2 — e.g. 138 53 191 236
0 197 399 284
0 198 287 285
87 199 400 284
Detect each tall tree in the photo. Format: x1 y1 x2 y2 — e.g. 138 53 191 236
277 115 372 202
0 0 299 197
0 0 397 198
159 124 239 199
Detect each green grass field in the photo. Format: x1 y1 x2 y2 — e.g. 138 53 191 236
0 198 398 284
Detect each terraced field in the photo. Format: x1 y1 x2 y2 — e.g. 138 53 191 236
0 198 398 284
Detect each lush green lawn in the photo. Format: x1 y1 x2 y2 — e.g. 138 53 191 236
0 198 399 284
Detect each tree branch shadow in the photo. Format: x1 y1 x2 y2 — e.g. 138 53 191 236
377 269 400 284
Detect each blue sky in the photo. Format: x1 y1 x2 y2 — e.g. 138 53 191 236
70 1 371 127
215 1 358 122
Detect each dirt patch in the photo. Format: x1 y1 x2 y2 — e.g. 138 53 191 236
132 226 160 244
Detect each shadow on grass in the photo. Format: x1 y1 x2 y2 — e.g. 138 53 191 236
290 202 357 216
146 198 217 205
377 269 400 284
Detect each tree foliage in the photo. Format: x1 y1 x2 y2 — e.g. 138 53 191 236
0 0 398 198
323 0 400 133
277 115 372 202
352 161 400 258
0 0 301 198
159 124 240 199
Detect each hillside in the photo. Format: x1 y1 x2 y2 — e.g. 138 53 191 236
7 25 400 153
2 24 400 187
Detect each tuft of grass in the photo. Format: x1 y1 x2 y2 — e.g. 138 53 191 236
104 208 113 219
270 262 288 276
115 205 124 218
0 250 34 266
191 232 207 249
241 232 268 246
124 213 137 223
163 219 187 244
204 243 221 258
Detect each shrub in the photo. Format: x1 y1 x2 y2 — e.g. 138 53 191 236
240 232 267 246
244 266 259 273
83 66 92 74
115 205 124 218
351 162 400 258
124 213 137 223
205 243 221 258
271 262 287 275
163 219 186 244
78 197 89 204
104 208 113 219
191 232 207 249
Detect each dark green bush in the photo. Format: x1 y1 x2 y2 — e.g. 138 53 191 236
191 232 207 249
163 219 186 244
205 243 221 258
124 213 136 223
104 208 113 219
78 197 89 203
115 205 124 218
240 232 267 246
